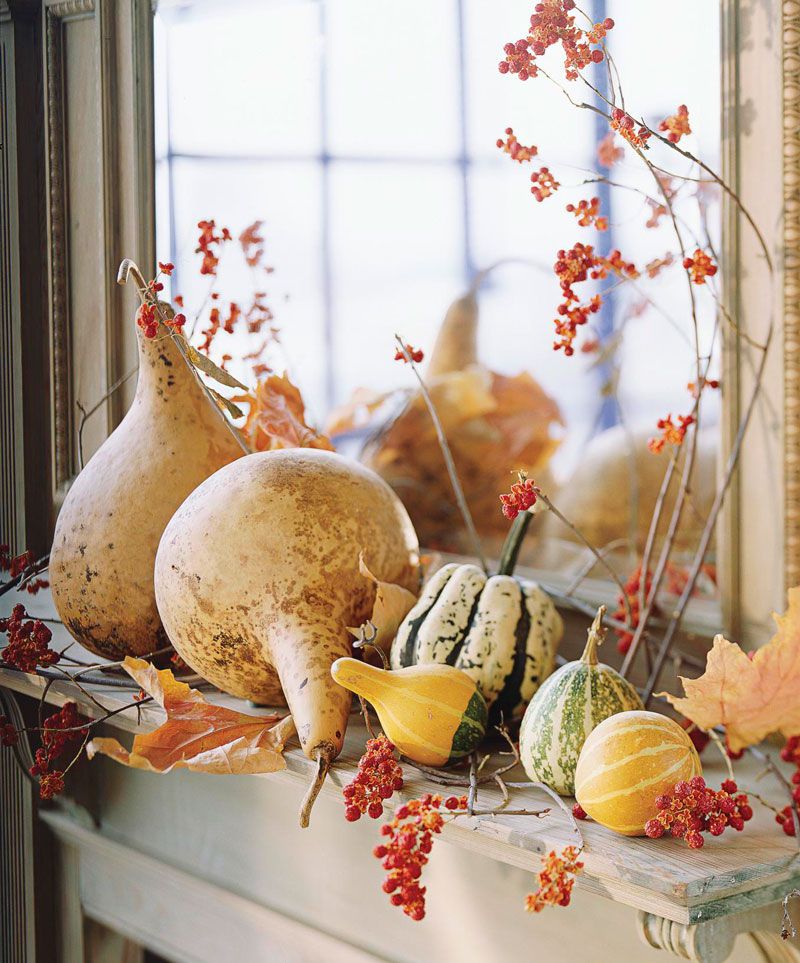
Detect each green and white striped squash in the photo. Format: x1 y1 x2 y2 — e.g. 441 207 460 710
519 607 643 795
390 560 563 720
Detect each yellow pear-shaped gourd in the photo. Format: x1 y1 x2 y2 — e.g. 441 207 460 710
50 266 246 659
331 657 487 766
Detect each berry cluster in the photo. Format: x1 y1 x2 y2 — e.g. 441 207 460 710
600 250 638 280
776 735 800 836
0 547 48 594
1 547 33 578
644 776 753 848
596 132 623 168
194 268 277 360
29 702 88 801
0 604 60 673
343 736 404 821
496 128 538 163
198 304 222 352
610 108 651 150
498 2 614 83
645 253 675 278
394 343 424 364
43 701 89 757
525 845 584 912
687 377 720 399
374 793 466 921
1 715 18 747
645 199 669 229
244 292 276 336
648 413 695 455
137 300 186 340
659 104 691 144
239 221 273 271
683 249 718 285
566 197 608 230
551 242 637 354
613 565 655 654
530 166 560 202
196 219 232 277
499 475 539 520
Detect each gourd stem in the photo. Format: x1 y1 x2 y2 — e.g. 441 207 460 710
117 257 251 456
298 744 333 828
497 511 532 577
580 606 606 666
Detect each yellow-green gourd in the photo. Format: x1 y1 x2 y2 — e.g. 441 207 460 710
331 658 487 767
519 607 644 795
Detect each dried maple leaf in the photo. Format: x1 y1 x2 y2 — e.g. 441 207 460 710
234 372 334 453
338 366 562 552
662 587 800 751
87 657 295 774
347 552 418 653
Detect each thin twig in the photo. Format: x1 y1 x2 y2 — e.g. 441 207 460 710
537 491 632 625
562 538 631 596
642 330 774 701
358 696 377 740
0 556 50 598
395 334 487 573
747 746 800 849
704 727 735 782
76 364 139 470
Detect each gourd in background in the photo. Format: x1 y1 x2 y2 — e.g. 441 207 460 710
49 260 248 659
536 425 718 576
331 657 487 766
154 448 419 824
391 509 563 720
574 710 702 836
328 279 563 560
519 606 643 795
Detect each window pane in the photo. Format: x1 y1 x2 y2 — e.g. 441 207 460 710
326 0 461 158
329 162 465 402
165 157 328 419
157 1 322 157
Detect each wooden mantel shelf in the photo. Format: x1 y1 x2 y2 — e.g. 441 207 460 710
2 587 800 962
2 659 800 936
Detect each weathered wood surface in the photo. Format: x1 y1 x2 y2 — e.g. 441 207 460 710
2 651 799 928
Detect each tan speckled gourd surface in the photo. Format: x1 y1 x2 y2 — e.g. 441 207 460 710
49 319 244 659
154 449 419 759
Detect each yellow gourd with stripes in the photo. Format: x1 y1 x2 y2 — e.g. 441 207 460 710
574 710 702 836
331 658 487 767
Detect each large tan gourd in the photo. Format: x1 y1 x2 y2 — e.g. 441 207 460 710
154 449 419 819
50 295 245 659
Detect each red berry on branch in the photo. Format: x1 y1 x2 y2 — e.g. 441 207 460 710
342 735 403 821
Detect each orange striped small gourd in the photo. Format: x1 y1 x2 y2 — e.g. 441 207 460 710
574 710 702 836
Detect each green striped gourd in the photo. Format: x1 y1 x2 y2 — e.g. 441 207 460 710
390 512 563 720
519 606 643 795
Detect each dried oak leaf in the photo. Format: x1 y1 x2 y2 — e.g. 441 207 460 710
87 657 295 774
234 372 334 453
347 552 418 653
661 587 800 751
